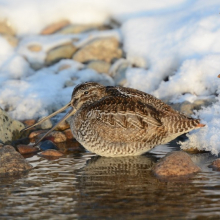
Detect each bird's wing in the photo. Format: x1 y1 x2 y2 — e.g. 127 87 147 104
84 96 162 142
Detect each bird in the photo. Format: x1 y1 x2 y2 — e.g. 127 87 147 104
23 82 205 157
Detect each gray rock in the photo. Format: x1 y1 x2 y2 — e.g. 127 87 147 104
170 97 216 116
46 43 77 66
152 151 201 179
0 108 25 143
87 60 110 73
73 37 122 63
37 117 53 130
109 59 131 86
0 145 32 175
57 24 99 34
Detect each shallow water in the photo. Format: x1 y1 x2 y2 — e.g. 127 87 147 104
0 140 220 220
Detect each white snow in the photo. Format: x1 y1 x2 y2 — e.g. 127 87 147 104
0 0 220 153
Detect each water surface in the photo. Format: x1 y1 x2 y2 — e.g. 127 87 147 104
0 140 220 220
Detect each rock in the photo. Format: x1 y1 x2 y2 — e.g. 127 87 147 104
27 44 42 52
152 151 201 179
17 144 38 154
30 62 44 70
0 19 15 35
46 43 77 65
63 129 74 139
57 24 99 34
11 137 30 147
109 59 131 86
87 60 110 73
2 34 18 47
50 131 67 143
171 98 216 116
64 80 75 87
29 130 47 139
39 140 57 151
22 119 37 127
58 64 71 71
37 117 53 130
35 131 66 143
0 145 32 175
38 149 63 157
40 20 70 35
0 108 25 143
209 159 220 171
55 120 70 131
73 37 122 63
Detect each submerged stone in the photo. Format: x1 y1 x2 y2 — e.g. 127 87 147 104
38 149 63 157
17 144 38 154
209 159 220 171
152 151 201 179
0 145 32 175
40 140 57 151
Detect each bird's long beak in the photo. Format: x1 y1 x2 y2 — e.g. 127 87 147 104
21 101 76 146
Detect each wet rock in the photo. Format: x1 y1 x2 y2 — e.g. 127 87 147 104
57 24 99 34
38 149 63 157
17 144 38 154
63 129 74 139
0 145 32 175
22 119 37 127
73 37 122 63
41 20 70 35
209 159 220 171
30 62 44 70
0 19 15 35
87 60 110 73
109 59 131 86
35 131 66 143
152 151 201 179
11 137 30 147
46 43 77 65
27 44 42 52
40 140 57 151
29 130 47 139
0 108 25 143
55 120 70 131
50 131 67 143
37 117 53 130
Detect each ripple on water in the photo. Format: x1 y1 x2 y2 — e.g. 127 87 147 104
0 141 220 219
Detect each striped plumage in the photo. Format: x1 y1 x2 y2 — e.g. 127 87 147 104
24 82 205 157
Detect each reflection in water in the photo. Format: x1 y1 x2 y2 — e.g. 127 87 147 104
0 145 220 219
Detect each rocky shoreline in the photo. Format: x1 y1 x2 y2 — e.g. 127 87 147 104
0 19 218 178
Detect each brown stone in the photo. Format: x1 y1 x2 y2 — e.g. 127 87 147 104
209 159 220 171
38 149 63 157
40 20 70 35
27 44 42 52
87 60 110 73
35 131 66 143
55 120 70 131
63 129 74 139
73 37 122 63
0 20 15 35
58 64 71 71
17 144 38 154
57 24 99 34
2 34 18 47
46 43 77 65
22 119 37 127
0 145 32 175
152 151 201 179
29 130 47 139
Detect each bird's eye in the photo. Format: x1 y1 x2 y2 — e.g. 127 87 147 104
84 91 89 95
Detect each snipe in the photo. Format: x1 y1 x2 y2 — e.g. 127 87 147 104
23 82 205 157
